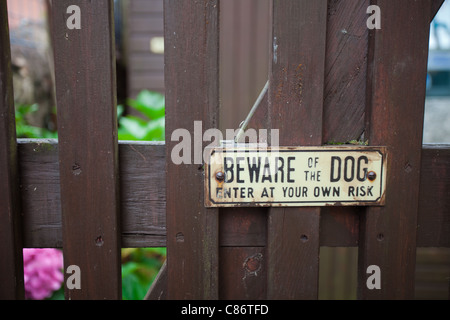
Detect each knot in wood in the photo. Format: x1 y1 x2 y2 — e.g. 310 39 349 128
243 253 263 274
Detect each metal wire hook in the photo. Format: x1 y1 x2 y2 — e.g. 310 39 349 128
234 80 269 143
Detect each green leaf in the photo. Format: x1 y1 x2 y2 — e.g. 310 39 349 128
117 104 125 119
127 90 165 120
16 124 44 138
121 261 154 300
122 272 149 300
46 286 65 300
120 248 166 300
118 115 165 141
119 117 149 140
122 261 140 277
143 117 165 141
118 127 140 141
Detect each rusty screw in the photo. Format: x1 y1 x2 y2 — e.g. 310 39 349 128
215 171 225 182
367 171 377 182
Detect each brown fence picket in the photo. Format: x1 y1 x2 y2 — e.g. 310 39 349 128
164 0 220 299
358 0 432 299
323 0 369 144
267 0 328 299
51 0 121 299
418 145 450 248
0 0 25 300
319 0 370 253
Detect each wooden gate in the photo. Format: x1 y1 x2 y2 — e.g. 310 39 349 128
1 0 449 300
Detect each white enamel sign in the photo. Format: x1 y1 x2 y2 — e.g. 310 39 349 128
205 146 386 207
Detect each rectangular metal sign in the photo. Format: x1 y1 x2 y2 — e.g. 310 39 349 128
205 146 386 207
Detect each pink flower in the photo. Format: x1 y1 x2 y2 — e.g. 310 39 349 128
23 249 64 300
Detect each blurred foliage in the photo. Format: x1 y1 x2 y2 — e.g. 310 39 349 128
118 90 165 141
15 90 165 142
121 248 166 300
15 104 57 139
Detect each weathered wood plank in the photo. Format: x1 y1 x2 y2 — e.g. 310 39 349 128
52 0 121 299
358 0 432 299
323 0 369 143
267 0 328 300
0 0 25 300
219 208 266 247
219 247 266 300
417 145 450 248
319 0 369 253
17 141 450 249
119 142 166 248
320 207 360 247
164 0 220 299
19 140 62 249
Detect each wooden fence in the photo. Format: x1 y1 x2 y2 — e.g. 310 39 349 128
125 0 272 133
1 0 449 300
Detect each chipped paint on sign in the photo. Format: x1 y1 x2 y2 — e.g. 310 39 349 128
205 146 386 207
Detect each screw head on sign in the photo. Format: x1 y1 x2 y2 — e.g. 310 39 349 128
215 171 225 182
367 171 377 181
